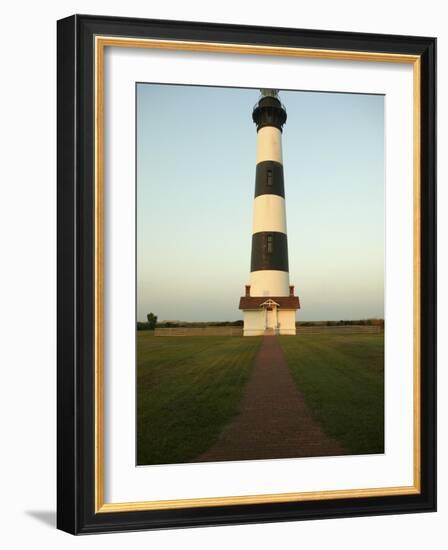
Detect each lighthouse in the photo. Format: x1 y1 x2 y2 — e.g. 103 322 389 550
239 89 300 336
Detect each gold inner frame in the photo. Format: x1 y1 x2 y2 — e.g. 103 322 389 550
94 36 421 513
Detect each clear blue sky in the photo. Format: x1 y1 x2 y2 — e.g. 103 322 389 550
137 83 384 322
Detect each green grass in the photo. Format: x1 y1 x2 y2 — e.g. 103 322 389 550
137 334 261 465
278 333 384 455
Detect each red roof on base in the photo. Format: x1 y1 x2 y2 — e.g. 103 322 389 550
239 296 300 310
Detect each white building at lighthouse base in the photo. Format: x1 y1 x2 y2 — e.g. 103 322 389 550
239 288 300 336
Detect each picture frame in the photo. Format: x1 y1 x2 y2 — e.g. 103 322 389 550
57 14 436 534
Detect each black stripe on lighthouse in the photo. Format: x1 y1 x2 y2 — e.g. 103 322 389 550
251 232 289 272
255 161 284 198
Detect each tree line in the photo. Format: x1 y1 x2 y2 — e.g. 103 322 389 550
137 313 384 331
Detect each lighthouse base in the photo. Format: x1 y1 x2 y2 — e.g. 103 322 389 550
239 295 300 337
241 308 297 336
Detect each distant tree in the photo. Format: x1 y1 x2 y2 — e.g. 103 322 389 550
146 312 158 330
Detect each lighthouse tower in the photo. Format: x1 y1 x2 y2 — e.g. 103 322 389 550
239 89 300 336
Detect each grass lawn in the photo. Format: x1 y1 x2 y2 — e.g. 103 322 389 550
278 333 384 455
137 333 261 465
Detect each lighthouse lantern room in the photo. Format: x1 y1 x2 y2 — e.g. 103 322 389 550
239 89 300 336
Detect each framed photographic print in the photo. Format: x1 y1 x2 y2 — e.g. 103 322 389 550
57 14 436 534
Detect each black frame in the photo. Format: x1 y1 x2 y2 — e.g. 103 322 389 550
57 14 436 534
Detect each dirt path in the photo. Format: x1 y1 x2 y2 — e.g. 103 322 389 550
194 335 347 462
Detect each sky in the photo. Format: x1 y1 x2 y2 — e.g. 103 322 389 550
137 83 384 322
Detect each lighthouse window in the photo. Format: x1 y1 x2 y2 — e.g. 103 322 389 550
267 169 273 186
267 234 273 253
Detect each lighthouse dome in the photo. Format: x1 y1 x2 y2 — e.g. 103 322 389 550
252 91 287 132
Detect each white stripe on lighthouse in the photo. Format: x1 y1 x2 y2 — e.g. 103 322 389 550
249 270 290 296
256 126 283 163
252 195 287 234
